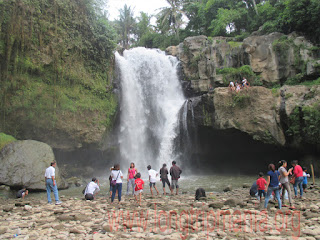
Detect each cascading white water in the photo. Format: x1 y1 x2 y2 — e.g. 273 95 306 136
116 47 186 172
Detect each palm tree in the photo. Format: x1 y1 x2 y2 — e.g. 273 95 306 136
156 0 185 38
117 4 136 49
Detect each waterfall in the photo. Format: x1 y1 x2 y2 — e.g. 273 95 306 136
115 48 186 172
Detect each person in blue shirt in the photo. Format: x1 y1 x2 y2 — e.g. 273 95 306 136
302 167 310 192
264 163 281 209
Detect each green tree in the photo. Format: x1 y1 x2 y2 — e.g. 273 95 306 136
135 12 153 46
156 0 185 38
115 4 136 49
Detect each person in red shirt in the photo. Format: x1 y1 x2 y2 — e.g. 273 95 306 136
134 173 144 206
291 160 304 198
256 172 267 202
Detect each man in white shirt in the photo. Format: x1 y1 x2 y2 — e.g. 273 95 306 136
84 177 100 200
44 162 61 205
147 165 159 196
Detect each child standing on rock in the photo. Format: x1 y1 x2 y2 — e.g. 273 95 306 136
302 167 310 192
256 172 267 202
134 173 144 206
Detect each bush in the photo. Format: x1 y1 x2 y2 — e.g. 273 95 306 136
0 133 16 150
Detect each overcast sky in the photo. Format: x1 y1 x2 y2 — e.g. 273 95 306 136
107 0 169 21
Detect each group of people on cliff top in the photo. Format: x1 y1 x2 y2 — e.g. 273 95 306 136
36 161 181 206
229 77 250 93
251 159 310 210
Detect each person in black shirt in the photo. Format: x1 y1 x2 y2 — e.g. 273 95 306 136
160 163 170 195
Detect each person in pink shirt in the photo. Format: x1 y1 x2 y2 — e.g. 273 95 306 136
126 162 138 195
291 160 304 198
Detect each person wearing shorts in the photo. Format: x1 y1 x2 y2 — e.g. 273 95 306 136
256 172 267 202
147 165 159 196
170 161 182 195
160 163 170 195
134 173 144 205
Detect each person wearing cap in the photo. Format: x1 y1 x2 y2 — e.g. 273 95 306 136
84 177 100 200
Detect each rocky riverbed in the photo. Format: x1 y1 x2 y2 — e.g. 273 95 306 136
1 185 320 240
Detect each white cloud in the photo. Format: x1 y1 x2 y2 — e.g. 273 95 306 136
106 0 169 21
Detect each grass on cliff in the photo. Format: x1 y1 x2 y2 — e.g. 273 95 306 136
2 76 117 130
216 65 262 86
0 133 16 150
0 0 117 135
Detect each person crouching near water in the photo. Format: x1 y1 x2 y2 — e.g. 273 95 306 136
160 163 170 195
134 173 144 206
170 161 182 195
264 164 281 209
256 172 267 202
84 177 100 200
278 160 295 209
16 187 28 200
147 165 159 196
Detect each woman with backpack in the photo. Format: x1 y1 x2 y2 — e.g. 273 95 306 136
110 164 123 203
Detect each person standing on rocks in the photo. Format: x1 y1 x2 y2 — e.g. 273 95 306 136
160 163 170 195
278 160 295 209
44 162 62 205
84 177 100 200
126 162 137 195
134 173 144 206
170 161 182 195
291 160 304 198
264 163 281 209
110 164 123 204
256 172 267 202
147 165 159 196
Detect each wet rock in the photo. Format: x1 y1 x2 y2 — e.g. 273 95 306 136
24 205 32 211
0 227 7 234
15 202 30 207
3 205 14 212
102 223 113 232
223 186 232 192
57 214 75 221
224 199 237 207
209 202 224 209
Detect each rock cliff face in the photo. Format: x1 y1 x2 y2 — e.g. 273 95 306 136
167 32 320 92
168 33 320 149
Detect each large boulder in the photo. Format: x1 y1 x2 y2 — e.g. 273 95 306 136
0 140 67 190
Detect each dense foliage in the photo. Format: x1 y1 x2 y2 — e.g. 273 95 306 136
0 0 117 135
113 0 320 50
